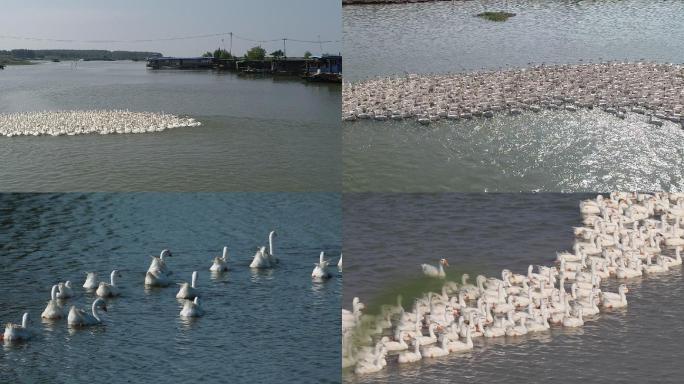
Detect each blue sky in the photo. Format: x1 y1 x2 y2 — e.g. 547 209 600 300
0 0 341 56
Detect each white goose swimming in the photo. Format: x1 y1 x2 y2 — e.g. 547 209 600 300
448 327 473 353
145 269 171 287
210 246 229 272
145 250 173 287
421 258 448 278
83 272 98 290
180 297 204 317
397 339 422 364
41 285 64 319
2 313 31 341
380 332 408 351
148 249 172 276
96 270 122 297
312 251 332 280
343 192 684 375
563 307 584 328
176 271 199 299
421 334 450 358
249 230 278 268
600 284 628 309
56 281 74 299
354 346 387 375
68 298 107 327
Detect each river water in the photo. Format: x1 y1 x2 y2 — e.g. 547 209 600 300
0 61 341 191
0 193 341 384
343 193 684 383
342 0 684 192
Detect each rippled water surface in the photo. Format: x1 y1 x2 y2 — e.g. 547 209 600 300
343 0 684 192
0 61 341 191
344 0 684 81
343 193 684 383
344 110 684 192
0 193 341 384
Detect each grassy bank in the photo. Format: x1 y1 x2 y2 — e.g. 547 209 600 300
0 56 34 65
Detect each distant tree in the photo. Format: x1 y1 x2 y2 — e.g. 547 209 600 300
244 46 266 61
303 51 312 59
270 49 285 59
213 48 232 59
202 51 213 57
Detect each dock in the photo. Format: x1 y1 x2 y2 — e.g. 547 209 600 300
146 55 342 83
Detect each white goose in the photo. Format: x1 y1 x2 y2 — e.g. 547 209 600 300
41 285 64 319
96 270 122 297
2 313 31 341
380 332 408 351
210 246 229 272
422 334 450 358
354 347 386 375
397 339 422 364
563 307 584 328
448 326 473 353
83 272 98 290
145 268 171 287
148 249 172 276
56 281 74 299
421 258 448 278
68 298 107 327
415 323 437 346
663 247 682 268
312 251 332 280
176 271 199 299
600 284 628 308
249 230 278 268
180 297 204 317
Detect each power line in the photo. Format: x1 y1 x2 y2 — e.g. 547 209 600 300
0 32 341 45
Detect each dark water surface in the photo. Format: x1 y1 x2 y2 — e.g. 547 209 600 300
343 0 684 81
0 61 341 191
0 193 341 384
343 193 684 383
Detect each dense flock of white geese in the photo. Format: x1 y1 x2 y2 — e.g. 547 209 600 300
0 110 201 137
342 62 684 127
343 192 684 375
2 230 342 342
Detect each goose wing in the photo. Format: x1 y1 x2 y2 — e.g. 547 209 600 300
421 264 439 277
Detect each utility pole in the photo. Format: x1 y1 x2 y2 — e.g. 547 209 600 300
282 38 287 58
229 32 233 57
318 35 323 56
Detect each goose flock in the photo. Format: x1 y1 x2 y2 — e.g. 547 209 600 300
2 230 341 342
342 61 684 127
342 191 684 375
0 110 201 137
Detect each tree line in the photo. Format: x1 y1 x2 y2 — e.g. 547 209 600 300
201 46 313 61
1 49 163 61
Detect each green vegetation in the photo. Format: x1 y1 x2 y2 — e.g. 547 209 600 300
0 49 162 63
0 54 34 65
245 46 266 61
304 51 312 59
203 48 232 59
476 11 516 22
270 49 285 59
